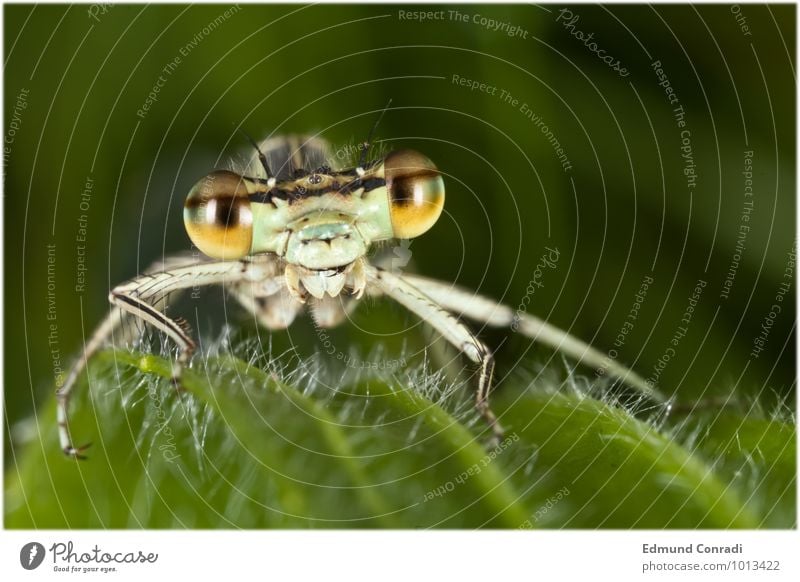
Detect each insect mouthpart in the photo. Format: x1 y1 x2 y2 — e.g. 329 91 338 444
296 221 353 242
284 211 368 270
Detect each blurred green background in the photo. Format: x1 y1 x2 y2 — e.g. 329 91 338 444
3 4 795 527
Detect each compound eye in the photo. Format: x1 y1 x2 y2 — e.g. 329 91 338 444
184 170 253 259
384 149 445 239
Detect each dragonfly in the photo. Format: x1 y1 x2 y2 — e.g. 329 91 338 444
57 121 664 459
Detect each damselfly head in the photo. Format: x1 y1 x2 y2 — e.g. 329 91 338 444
183 139 446 269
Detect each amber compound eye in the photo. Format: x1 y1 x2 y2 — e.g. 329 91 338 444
384 149 445 239
183 170 253 259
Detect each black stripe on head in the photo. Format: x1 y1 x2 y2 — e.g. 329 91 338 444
247 174 386 205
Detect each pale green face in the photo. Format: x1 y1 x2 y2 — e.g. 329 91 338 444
183 150 446 270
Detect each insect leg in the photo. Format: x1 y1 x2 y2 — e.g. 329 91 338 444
57 309 129 458
400 274 664 403
109 261 265 380
230 278 304 330
59 259 263 459
368 266 504 445
57 252 210 458
309 295 361 328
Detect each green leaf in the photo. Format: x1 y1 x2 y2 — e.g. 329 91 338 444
5 348 794 529
673 409 796 528
494 385 763 528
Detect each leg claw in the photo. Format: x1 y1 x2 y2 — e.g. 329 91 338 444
63 442 92 460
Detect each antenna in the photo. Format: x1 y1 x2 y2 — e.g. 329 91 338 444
358 99 393 169
236 126 274 180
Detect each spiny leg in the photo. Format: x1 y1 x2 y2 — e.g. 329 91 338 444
57 252 207 458
401 273 665 403
57 308 128 458
58 258 270 458
109 260 278 385
367 266 504 445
